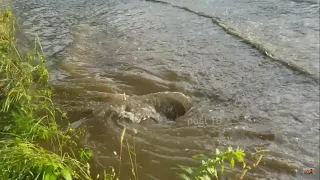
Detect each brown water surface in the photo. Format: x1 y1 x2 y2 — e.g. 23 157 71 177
11 0 320 179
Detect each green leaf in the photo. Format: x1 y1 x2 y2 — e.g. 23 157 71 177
215 148 220 155
191 168 203 177
221 164 225 173
230 158 235 169
235 153 244 162
61 169 72 180
193 154 209 160
201 175 211 180
44 165 54 175
53 171 61 176
49 174 57 180
178 165 193 175
178 173 191 180
206 167 215 174
36 165 44 174
44 174 51 180
213 168 218 179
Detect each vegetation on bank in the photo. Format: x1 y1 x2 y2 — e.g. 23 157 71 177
179 147 269 180
0 9 105 180
0 9 267 180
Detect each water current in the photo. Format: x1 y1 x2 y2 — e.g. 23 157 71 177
8 0 320 179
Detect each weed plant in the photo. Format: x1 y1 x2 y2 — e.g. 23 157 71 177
179 146 269 180
0 9 94 180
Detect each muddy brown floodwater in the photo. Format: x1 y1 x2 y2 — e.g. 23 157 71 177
10 0 320 179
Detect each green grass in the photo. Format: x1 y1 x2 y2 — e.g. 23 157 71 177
0 8 97 180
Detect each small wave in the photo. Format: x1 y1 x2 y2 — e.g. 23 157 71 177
290 0 320 5
13 2 72 57
145 0 319 82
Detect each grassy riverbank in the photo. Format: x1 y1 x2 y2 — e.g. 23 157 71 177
0 9 103 180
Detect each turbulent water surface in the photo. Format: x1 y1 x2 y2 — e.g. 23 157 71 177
10 0 320 179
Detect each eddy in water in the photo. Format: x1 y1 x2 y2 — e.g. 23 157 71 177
83 91 193 124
